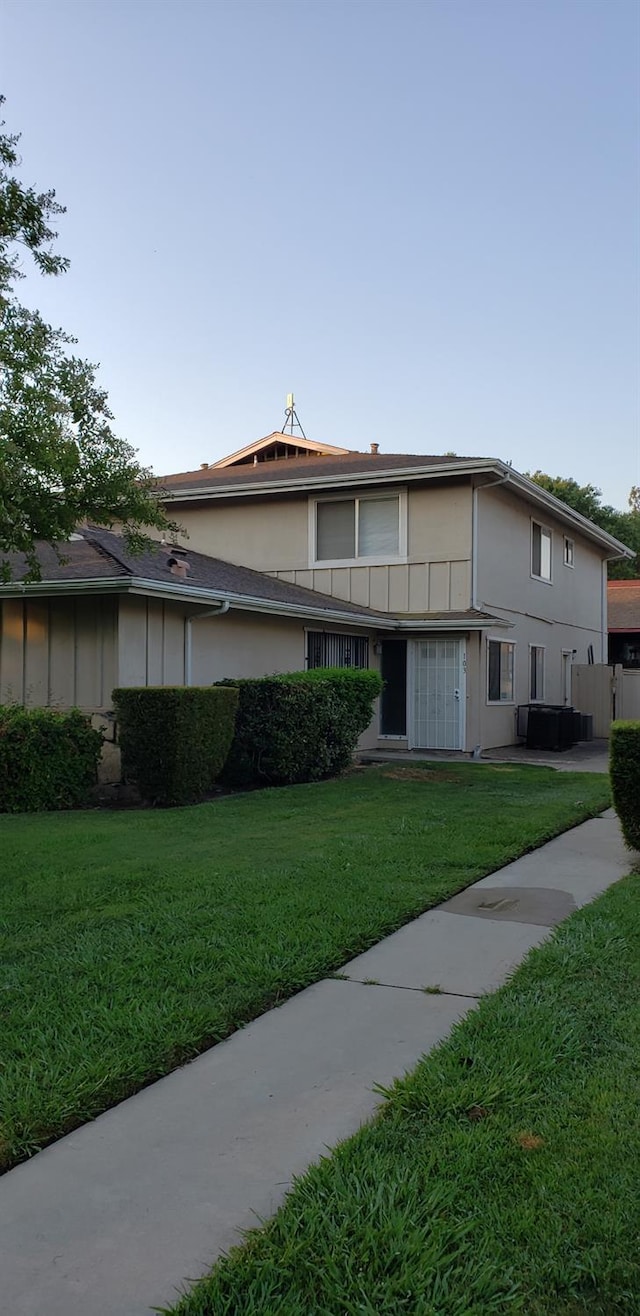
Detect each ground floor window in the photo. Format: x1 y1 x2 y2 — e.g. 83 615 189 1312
307 631 369 669
529 645 545 701
488 639 515 703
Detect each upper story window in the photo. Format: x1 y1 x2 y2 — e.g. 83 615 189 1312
312 492 406 565
564 537 575 568
531 521 552 582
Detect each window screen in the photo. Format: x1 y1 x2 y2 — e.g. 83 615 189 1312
357 498 399 557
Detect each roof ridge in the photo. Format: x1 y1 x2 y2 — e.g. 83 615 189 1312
82 527 133 576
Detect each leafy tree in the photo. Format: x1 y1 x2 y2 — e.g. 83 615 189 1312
527 470 640 580
0 96 175 577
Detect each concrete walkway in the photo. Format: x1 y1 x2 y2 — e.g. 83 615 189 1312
359 738 610 774
0 812 630 1316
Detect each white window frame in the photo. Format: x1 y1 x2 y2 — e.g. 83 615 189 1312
309 488 408 568
486 637 516 706
563 536 575 568
529 644 546 703
531 520 553 584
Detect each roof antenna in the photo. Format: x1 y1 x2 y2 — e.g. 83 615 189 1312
282 391 307 439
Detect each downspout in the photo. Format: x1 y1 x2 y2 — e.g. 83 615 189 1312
184 601 230 687
471 470 510 609
470 469 510 759
601 560 608 663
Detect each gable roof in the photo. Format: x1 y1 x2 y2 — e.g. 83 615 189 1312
608 579 640 632
0 529 508 632
211 431 351 468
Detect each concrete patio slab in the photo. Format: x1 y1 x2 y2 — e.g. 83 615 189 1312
0 979 470 1316
340 909 551 994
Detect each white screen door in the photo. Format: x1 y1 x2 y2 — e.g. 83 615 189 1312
412 639 465 750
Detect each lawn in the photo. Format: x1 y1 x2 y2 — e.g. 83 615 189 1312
169 872 640 1316
0 762 609 1173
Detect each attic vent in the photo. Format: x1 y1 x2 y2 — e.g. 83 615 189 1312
167 553 189 578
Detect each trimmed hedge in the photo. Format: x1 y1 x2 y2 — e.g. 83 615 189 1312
610 720 640 850
218 667 382 789
0 706 102 813
113 686 238 806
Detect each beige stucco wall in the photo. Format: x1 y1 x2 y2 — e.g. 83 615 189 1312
166 480 473 614
475 485 608 748
166 497 309 572
0 596 117 710
117 597 382 749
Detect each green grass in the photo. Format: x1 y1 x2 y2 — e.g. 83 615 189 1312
0 763 609 1173
169 873 640 1316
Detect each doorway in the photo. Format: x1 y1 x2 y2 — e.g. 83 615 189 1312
410 639 465 750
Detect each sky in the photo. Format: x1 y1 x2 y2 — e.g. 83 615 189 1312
2 0 639 507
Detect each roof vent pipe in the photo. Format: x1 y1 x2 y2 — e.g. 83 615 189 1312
370 442 379 454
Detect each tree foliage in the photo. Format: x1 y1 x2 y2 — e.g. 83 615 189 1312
527 471 640 579
0 96 175 577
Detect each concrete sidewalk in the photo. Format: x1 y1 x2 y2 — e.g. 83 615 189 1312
0 811 630 1316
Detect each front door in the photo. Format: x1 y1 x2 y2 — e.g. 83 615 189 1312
411 639 465 750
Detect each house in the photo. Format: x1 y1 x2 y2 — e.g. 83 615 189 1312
0 431 632 756
608 579 640 668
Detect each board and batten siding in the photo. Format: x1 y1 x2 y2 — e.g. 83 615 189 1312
0 597 117 710
164 481 473 613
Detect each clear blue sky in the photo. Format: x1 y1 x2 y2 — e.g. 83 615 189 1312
3 0 639 507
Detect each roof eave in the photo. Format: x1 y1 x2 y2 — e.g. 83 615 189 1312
160 458 635 557
158 458 498 502
393 615 513 631
504 470 634 557
0 574 391 629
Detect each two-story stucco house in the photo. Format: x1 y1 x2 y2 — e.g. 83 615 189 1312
0 430 631 753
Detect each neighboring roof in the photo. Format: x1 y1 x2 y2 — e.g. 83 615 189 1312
211 431 351 468
0 529 510 632
1 529 385 624
608 579 640 632
155 445 632 559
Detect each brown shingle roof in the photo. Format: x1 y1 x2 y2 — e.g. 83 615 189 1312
1 529 505 629
608 580 640 631
157 451 475 492
2 530 388 621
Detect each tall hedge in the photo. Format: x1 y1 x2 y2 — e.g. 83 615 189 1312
0 706 102 813
610 720 640 850
218 667 382 789
113 686 238 806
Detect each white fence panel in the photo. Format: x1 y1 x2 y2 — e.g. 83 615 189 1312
571 664 640 735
